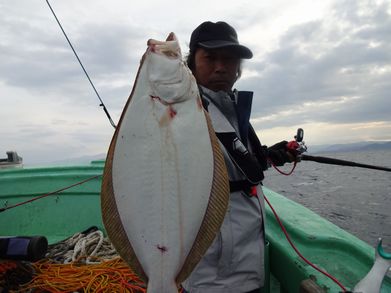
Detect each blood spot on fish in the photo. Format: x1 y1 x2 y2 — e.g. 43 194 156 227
168 106 177 119
156 244 168 254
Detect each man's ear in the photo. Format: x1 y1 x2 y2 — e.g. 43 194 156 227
235 67 242 81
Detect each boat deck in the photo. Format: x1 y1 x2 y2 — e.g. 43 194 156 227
1 161 390 292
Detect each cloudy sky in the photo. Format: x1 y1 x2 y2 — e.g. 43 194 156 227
1 0 390 165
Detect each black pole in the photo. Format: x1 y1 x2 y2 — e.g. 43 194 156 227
45 0 116 129
300 154 391 172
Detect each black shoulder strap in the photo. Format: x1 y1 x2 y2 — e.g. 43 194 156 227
216 132 264 184
247 125 269 171
198 86 266 184
235 91 253 145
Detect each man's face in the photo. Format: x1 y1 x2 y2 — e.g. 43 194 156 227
193 47 241 92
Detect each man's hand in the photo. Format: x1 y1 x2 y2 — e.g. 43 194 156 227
267 140 297 166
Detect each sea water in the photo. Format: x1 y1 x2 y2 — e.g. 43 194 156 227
263 149 391 251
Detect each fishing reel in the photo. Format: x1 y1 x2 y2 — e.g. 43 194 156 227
287 128 307 161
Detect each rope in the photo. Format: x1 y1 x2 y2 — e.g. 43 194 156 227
24 229 184 292
45 0 116 129
71 230 111 264
0 175 101 213
0 261 34 291
20 257 146 293
46 229 118 264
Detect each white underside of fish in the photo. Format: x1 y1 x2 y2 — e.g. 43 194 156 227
101 33 229 293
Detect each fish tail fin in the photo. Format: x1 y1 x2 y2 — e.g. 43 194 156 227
147 281 178 293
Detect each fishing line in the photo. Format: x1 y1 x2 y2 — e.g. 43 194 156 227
45 0 116 129
269 159 297 175
0 175 101 213
265 157 347 290
263 194 348 292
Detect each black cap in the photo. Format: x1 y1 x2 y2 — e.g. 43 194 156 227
190 21 253 59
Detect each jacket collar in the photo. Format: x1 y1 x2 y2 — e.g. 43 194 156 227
198 86 254 144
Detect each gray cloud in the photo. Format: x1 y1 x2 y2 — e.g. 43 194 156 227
0 4 145 115
239 0 391 128
1 0 390 165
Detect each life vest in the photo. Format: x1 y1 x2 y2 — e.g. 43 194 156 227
199 87 267 194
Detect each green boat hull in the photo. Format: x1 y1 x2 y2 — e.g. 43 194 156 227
0 161 390 292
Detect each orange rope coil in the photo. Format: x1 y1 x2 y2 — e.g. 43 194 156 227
20 257 146 293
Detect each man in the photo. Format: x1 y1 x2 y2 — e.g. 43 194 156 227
181 21 295 293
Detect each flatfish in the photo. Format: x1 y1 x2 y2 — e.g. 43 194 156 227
101 33 229 292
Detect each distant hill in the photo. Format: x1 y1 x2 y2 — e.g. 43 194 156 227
42 141 391 166
308 141 391 154
47 153 106 166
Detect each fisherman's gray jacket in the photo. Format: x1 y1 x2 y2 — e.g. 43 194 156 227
182 86 266 293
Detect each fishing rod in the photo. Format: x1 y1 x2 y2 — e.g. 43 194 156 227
0 175 101 213
287 128 391 172
45 0 116 129
300 154 391 172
